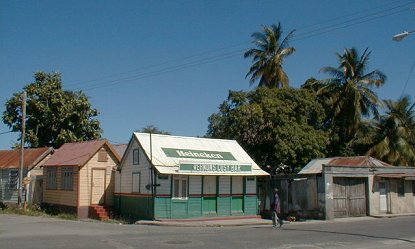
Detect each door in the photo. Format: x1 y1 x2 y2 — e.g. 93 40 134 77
378 182 388 213
333 177 367 217
91 169 106 205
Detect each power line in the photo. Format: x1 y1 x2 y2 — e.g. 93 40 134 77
401 57 415 97
3 0 414 96
70 1 413 92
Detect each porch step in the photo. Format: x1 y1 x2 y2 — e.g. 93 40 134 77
89 205 112 221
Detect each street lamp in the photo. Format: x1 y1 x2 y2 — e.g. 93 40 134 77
393 30 415 41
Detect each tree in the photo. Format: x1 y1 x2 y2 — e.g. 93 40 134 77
207 87 328 174
137 125 171 135
357 96 415 165
244 22 296 88
317 47 386 156
2 71 102 148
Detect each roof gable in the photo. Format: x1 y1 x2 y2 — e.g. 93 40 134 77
299 156 392 175
121 133 269 176
43 139 121 167
0 147 54 169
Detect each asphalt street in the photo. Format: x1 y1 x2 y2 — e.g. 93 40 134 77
1 214 414 249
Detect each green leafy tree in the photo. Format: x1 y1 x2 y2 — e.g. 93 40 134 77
2 71 102 148
137 125 171 135
356 97 415 165
317 48 386 156
207 87 328 174
244 22 296 88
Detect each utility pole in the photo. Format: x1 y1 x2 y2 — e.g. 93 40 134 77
18 91 26 208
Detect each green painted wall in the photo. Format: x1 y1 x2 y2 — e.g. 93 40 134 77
188 197 202 218
244 196 258 215
232 196 244 213
217 196 232 216
114 195 153 220
202 197 217 215
115 194 258 220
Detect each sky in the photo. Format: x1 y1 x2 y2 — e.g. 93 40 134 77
1 0 414 149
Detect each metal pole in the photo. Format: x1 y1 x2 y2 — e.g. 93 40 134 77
18 91 26 208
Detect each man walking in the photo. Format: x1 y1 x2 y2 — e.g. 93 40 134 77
272 188 283 228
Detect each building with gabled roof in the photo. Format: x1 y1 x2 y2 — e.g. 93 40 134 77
297 156 415 219
0 147 54 205
115 133 269 220
42 139 121 219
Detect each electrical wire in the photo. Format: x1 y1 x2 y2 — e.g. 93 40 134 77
63 0 413 92
400 57 415 97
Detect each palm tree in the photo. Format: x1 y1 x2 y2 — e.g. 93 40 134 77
318 48 386 144
244 22 295 88
364 97 415 166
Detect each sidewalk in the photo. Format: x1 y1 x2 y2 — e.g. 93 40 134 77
134 213 415 227
135 216 271 227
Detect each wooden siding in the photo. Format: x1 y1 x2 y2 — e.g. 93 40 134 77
219 176 231 195
189 176 201 195
232 176 243 194
203 176 216 195
156 174 170 196
78 147 117 207
246 176 256 194
118 139 152 196
43 145 117 208
42 167 78 207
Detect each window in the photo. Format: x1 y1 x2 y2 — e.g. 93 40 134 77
133 149 139 165
132 172 141 193
397 180 405 197
98 150 108 162
47 167 57 190
8 170 19 189
61 167 73 191
173 175 188 199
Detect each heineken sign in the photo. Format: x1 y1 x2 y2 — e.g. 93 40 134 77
179 163 252 173
162 148 236 161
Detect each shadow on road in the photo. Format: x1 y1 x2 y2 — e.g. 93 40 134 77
253 226 415 244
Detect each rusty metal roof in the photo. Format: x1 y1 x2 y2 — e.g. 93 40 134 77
112 144 128 158
299 156 392 174
328 156 392 167
43 139 121 167
0 147 54 170
375 173 415 180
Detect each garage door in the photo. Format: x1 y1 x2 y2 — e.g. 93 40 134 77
333 177 367 218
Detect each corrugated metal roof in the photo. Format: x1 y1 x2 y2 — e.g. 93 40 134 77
298 158 333 174
328 156 392 167
112 144 128 158
0 147 53 169
298 156 392 175
375 173 415 180
43 139 121 167
133 133 269 176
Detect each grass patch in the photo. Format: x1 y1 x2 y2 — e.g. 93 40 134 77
0 203 77 220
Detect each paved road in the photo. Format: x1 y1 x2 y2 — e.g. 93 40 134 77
1 214 415 249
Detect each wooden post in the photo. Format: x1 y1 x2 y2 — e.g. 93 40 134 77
18 91 26 208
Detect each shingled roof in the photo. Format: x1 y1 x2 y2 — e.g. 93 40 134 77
0 147 54 170
43 139 121 167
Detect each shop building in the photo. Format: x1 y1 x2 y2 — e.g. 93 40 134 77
114 133 269 220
